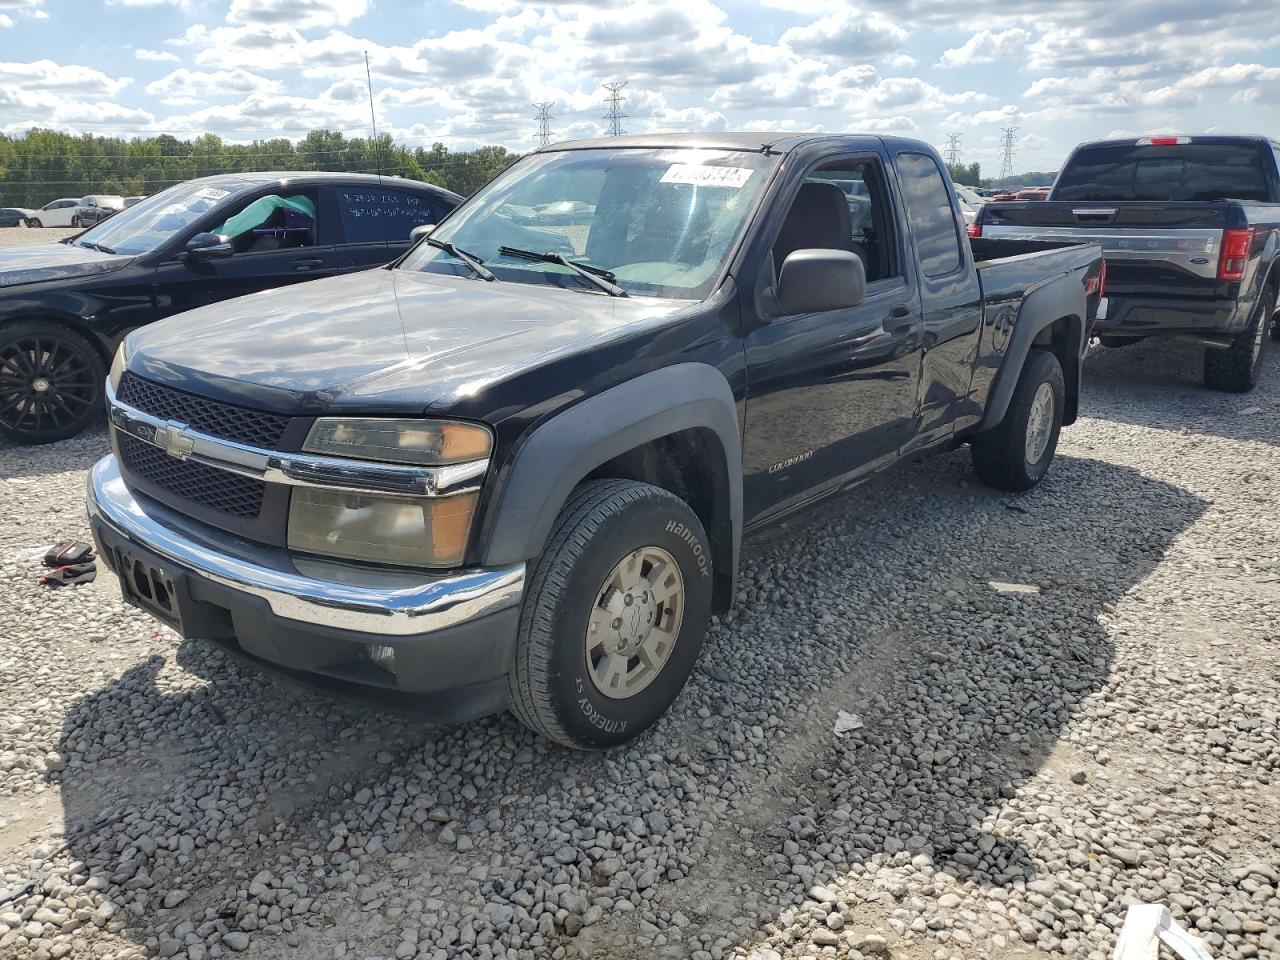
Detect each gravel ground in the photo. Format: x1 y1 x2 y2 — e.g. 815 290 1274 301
0 228 80 248
0 250 1276 959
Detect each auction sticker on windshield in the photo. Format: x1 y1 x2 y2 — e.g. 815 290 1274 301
660 164 754 188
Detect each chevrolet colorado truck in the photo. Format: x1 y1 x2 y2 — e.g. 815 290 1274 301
974 135 1280 392
87 134 1103 748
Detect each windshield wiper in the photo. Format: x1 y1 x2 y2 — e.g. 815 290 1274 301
497 246 627 297
425 237 495 281
78 240 117 254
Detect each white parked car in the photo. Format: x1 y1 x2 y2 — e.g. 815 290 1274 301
27 198 80 228
954 184 987 225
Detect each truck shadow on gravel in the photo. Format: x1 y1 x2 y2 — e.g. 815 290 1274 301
43 451 1208 959
1082 337 1279 447
0 423 110 479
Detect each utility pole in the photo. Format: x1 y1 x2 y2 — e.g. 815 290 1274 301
602 80 628 137
532 101 555 149
999 126 1019 184
944 132 962 167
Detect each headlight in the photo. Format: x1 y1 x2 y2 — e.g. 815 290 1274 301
109 344 126 392
291 418 491 567
288 488 479 568
303 417 491 465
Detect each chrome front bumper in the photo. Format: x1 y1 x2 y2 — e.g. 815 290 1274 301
87 455 525 637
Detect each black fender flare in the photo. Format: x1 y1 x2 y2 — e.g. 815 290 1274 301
480 362 742 602
976 273 1086 433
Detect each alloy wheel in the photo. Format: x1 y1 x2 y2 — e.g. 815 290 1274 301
0 335 99 438
584 546 685 699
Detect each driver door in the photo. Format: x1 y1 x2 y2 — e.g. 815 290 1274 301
151 186 339 321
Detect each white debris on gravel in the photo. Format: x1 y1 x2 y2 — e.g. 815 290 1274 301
0 310 1277 960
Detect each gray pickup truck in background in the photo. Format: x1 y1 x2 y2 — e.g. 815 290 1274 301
974 135 1280 392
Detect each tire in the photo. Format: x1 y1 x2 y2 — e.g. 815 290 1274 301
1204 286 1271 392
508 479 714 749
970 349 1065 493
28 217 43 229
0 321 105 444
1269 292 1280 343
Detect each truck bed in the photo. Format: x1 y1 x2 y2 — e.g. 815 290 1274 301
970 236 1104 305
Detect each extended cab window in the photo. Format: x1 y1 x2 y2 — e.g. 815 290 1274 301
896 152 962 278
1054 143 1271 202
775 160 899 283
337 187 438 244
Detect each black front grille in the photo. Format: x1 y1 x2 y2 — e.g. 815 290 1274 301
119 434 265 518
118 373 290 448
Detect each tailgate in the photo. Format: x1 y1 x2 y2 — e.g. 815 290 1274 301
980 201 1230 297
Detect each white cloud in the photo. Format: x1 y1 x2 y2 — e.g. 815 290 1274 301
226 0 370 29
781 9 907 60
0 13 12 26
145 68 282 103
0 60 132 97
938 28 1031 67
135 48 181 62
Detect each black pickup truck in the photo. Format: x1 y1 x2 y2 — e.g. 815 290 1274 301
974 135 1280 392
88 134 1103 748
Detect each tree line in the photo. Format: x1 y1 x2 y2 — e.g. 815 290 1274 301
0 128 521 208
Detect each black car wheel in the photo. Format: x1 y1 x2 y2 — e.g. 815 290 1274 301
970 348 1065 492
0 322 105 444
508 479 713 749
28 217 43 228
1204 286 1271 392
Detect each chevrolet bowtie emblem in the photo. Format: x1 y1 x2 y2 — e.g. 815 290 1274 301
154 420 196 460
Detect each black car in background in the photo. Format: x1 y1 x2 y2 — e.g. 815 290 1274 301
73 195 126 227
0 208 35 228
0 172 462 444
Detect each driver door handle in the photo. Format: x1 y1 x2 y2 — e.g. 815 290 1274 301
293 258 325 271
886 305 915 335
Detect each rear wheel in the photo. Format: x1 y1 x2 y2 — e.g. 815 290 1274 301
1204 286 1271 392
0 322 105 444
1269 292 1280 342
508 479 713 749
970 349 1065 492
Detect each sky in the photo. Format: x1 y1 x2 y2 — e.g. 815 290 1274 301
1 0 1278 174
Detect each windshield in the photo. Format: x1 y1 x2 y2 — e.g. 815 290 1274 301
1053 143 1272 202
74 181 236 256
398 148 779 299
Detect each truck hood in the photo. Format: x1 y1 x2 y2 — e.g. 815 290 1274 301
126 267 688 415
0 241 132 289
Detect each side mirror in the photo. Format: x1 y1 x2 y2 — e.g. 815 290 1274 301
775 249 866 314
410 224 436 242
185 232 234 261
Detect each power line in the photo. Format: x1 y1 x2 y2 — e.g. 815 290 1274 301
944 132 962 167
602 80 628 137
999 126 1019 184
532 101 555 149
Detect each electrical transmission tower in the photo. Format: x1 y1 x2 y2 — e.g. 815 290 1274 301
999 126 1019 183
944 133 962 167
602 80 628 136
532 101 555 149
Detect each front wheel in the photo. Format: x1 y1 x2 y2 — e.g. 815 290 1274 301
1204 286 1271 392
970 348 1065 492
508 479 713 749
27 217 43 229
0 321 105 444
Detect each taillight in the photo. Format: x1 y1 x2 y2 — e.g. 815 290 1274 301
1136 136 1191 146
1218 228 1253 282
966 221 981 238
1086 258 1107 297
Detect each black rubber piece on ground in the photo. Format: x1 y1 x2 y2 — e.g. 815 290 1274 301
1204 286 1271 393
970 348 1065 493
507 479 713 749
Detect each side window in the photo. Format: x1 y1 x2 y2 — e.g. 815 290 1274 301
428 195 458 227
896 152 963 278
336 188 435 244
773 158 899 284
214 191 318 254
